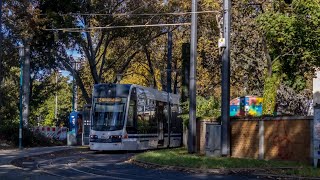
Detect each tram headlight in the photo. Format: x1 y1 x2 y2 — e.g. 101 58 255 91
90 135 98 139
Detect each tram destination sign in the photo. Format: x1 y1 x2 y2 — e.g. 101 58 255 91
97 97 122 103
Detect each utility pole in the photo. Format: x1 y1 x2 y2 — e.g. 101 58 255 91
0 0 3 85
221 0 231 156
22 43 30 127
19 46 25 149
55 72 58 120
188 0 198 153
72 61 80 112
72 62 77 112
0 0 3 124
167 30 172 147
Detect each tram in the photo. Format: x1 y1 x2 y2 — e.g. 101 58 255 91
89 83 183 151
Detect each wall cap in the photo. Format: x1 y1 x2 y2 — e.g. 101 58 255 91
230 116 313 121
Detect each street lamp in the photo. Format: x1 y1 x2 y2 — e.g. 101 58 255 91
55 71 62 124
18 45 25 150
116 74 122 84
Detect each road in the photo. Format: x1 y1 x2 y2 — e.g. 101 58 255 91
1 147 260 180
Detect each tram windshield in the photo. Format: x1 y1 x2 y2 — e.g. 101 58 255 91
92 97 127 131
91 84 131 131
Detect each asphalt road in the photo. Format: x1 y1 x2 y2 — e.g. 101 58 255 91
4 148 260 180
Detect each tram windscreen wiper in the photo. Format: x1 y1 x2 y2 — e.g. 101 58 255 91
94 125 122 131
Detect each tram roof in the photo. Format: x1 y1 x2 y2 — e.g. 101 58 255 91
93 83 180 104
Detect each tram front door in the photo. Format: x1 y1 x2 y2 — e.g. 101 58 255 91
157 102 165 146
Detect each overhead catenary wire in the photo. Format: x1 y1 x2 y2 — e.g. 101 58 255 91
41 10 220 17
43 22 191 32
105 1 150 27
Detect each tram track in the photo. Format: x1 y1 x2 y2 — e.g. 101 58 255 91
33 151 139 179
11 149 257 180
32 152 173 180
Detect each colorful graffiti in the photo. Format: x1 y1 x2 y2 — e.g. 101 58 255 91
230 96 263 117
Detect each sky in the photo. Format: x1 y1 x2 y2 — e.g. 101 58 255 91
60 49 82 78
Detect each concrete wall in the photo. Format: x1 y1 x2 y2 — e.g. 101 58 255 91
192 116 313 163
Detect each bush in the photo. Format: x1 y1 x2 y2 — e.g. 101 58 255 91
180 96 221 127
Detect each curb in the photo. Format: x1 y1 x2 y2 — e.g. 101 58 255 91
131 159 320 180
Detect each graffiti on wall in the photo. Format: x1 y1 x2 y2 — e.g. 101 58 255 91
230 96 263 117
271 121 293 160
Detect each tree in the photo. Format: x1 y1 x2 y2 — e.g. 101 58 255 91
258 0 320 114
31 73 72 126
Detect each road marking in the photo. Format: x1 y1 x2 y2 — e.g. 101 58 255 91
68 166 134 180
83 165 168 180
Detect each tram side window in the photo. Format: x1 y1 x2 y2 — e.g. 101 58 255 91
171 104 182 133
137 95 148 134
163 102 168 132
148 99 157 134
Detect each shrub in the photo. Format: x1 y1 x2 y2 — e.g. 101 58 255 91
0 123 65 147
180 96 221 127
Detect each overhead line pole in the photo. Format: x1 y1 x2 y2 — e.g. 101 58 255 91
221 0 231 156
188 0 198 154
18 46 25 150
0 0 3 86
167 30 172 148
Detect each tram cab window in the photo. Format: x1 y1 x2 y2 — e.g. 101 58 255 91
127 100 135 127
126 88 137 134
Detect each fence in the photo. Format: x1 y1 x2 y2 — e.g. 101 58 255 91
33 126 68 140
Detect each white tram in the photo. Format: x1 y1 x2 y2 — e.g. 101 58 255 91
89 83 183 151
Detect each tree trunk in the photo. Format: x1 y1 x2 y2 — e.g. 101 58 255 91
144 46 157 88
60 58 91 104
262 35 280 115
181 43 190 102
262 36 272 77
113 51 139 83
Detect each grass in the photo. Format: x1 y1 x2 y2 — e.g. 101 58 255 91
134 148 320 177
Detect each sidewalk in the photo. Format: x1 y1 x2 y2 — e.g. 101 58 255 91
0 146 79 180
0 146 77 165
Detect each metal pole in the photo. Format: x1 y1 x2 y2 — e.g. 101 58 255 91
55 72 58 119
167 30 172 147
22 44 30 127
0 0 3 85
221 0 231 156
188 0 198 153
74 65 78 112
72 62 75 112
19 46 24 150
